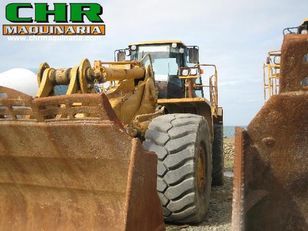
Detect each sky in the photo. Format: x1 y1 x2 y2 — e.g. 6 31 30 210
0 0 307 125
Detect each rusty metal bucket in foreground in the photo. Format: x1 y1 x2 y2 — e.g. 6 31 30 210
0 86 165 231
232 34 308 230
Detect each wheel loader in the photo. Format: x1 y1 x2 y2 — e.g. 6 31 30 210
0 40 223 230
232 19 308 231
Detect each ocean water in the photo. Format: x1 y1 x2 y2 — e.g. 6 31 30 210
223 126 247 137
223 126 235 137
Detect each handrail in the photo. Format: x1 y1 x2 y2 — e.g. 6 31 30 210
179 64 219 116
263 51 281 100
198 64 218 116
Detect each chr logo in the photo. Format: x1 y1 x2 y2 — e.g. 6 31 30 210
5 3 104 23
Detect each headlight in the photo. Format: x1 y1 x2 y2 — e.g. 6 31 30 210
171 43 177 48
190 68 198 75
301 29 308 34
181 69 189 76
131 45 137 51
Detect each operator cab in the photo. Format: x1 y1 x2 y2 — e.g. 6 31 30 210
115 40 200 99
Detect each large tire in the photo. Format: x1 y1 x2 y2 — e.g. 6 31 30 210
212 123 224 186
143 114 212 224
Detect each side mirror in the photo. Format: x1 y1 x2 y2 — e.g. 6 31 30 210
188 46 199 63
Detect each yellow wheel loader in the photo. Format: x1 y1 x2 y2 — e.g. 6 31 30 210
0 40 223 230
232 19 308 231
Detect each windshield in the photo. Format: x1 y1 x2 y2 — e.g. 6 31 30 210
131 45 181 81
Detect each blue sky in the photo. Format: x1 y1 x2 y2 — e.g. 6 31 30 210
0 0 307 125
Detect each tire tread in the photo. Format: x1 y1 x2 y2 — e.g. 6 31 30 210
144 113 212 223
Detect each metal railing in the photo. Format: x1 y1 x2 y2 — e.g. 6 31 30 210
179 64 219 116
198 64 218 116
263 50 281 100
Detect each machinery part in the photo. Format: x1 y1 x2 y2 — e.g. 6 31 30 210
263 50 281 100
37 59 147 97
79 59 93 93
131 106 165 136
37 62 49 85
67 66 79 95
0 88 165 231
212 123 224 186
100 64 145 81
283 18 308 35
37 58 98 97
35 57 158 133
179 64 219 117
143 114 212 224
298 18 308 34
232 31 308 230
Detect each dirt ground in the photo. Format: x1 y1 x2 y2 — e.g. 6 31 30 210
166 137 235 231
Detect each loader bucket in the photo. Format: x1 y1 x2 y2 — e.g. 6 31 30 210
232 34 308 230
0 86 165 231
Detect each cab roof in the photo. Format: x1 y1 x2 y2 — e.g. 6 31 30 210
129 40 186 47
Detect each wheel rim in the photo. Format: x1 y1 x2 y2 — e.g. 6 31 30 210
196 144 206 194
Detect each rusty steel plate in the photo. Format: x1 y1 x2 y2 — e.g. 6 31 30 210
0 87 165 231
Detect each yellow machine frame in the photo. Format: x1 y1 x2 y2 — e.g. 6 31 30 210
263 50 281 100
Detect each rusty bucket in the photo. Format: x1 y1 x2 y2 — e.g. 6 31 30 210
0 87 165 231
232 34 308 230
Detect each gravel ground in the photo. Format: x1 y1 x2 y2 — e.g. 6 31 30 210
223 137 235 172
166 138 235 231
